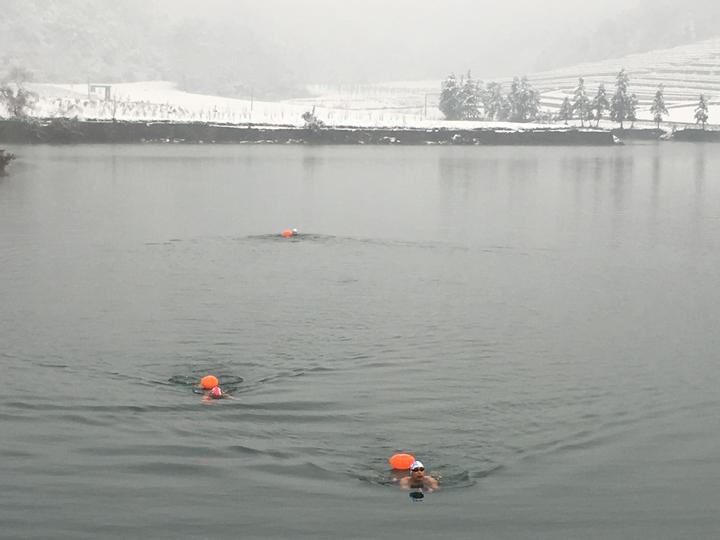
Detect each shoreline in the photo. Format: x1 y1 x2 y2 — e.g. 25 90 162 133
0 119 618 145
1 118 717 145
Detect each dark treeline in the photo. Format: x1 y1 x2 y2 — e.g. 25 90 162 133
440 68 711 129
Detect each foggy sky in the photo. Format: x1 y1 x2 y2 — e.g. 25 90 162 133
162 0 641 81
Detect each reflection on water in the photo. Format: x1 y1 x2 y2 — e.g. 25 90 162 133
1 143 720 539
611 154 632 210
693 146 706 234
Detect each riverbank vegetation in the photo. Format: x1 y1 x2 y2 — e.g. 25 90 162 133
0 148 15 175
438 67 713 131
438 70 631 126
0 67 38 121
440 73 543 123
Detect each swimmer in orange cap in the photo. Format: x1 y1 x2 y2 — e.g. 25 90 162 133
399 461 438 492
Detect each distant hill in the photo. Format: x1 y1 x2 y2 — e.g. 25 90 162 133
0 0 302 99
526 37 720 124
533 0 720 73
3 0 720 106
0 1 165 82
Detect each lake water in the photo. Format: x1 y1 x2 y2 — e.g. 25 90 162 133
1 143 719 539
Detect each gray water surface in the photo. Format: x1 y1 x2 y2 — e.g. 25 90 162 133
1 144 719 539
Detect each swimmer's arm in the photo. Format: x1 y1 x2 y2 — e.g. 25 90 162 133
425 476 439 491
398 477 411 490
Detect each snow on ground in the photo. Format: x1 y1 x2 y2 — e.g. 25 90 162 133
11 36 720 130
17 80 565 130
29 81 310 126
298 38 720 128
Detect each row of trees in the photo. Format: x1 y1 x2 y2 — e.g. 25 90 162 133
440 68 712 129
641 84 709 129
0 86 36 118
439 72 542 122
556 70 639 128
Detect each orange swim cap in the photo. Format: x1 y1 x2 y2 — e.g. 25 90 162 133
200 375 219 390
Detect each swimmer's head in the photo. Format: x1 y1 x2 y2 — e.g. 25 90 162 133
210 386 223 399
292 228 298 235
410 460 425 474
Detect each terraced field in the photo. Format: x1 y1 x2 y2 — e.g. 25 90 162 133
530 37 720 124
300 37 720 127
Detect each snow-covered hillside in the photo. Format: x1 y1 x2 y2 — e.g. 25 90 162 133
295 37 720 126
529 37 720 124
12 37 720 128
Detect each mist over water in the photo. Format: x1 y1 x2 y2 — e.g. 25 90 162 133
1 143 719 539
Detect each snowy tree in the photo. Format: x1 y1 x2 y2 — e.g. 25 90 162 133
558 96 573 124
525 80 541 122
591 84 609 127
694 94 709 128
650 85 668 128
507 76 540 122
483 82 508 121
610 68 631 128
459 71 483 120
508 78 521 121
0 85 36 118
572 77 591 127
439 74 463 120
627 93 638 127
0 65 37 119
439 72 483 120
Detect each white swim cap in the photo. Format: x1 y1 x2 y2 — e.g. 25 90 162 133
292 228 298 233
410 460 424 471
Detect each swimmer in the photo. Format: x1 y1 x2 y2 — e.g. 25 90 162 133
280 228 299 238
398 461 438 492
201 385 234 402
